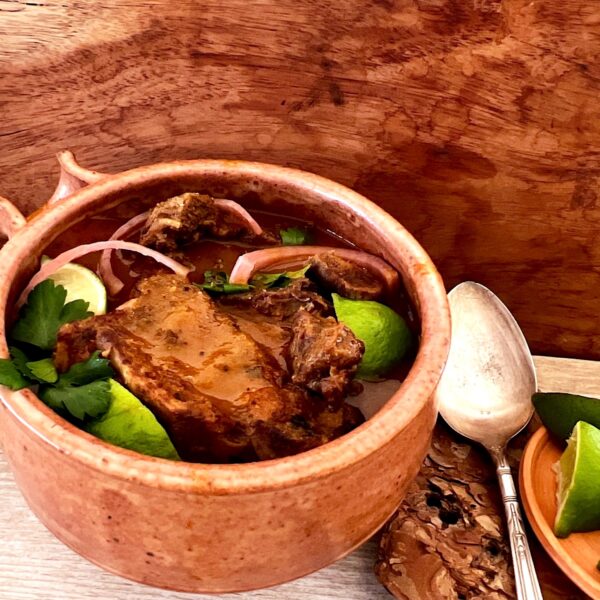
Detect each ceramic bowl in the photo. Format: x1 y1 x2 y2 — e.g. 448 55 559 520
0 152 450 593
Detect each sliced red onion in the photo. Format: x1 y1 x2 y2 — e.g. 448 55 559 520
214 199 263 235
98 211 149 295
229 246 399 292
17 241 190 309
94 199 259 295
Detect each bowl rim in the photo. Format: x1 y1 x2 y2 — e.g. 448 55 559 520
0 159 450 494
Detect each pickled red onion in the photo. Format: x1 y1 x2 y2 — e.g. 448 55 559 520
98 211 149 295
98 200 260 295
17 241 190 308
229 246 399 292
214 199 263 235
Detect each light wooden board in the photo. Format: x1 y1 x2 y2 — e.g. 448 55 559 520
1 355 599 600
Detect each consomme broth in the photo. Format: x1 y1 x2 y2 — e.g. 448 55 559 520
45 207 419 419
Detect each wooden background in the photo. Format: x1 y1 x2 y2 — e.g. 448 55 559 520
1 0 599 358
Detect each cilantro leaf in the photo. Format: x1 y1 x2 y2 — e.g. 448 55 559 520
198 271 252 294
60 299 93 324
9 346 35 379
11 280 92 350
39 352 114 420
10 347 58 384
251 265 310 289
279 227 311 246
58 352 113 387
41 379 111 420
0 358 30 390
26 358 58 384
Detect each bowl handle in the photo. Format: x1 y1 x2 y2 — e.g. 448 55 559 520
47 151 109 205
0 196 26 240
0 151 108 240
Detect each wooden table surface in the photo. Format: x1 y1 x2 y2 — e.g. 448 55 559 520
1 355 597 599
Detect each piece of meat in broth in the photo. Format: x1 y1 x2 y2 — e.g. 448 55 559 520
309 251 385 300
139 193 244 252
288 309 365 403
219 277 331 321
55 274 357 462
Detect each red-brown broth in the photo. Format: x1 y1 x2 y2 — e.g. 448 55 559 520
45 209 419 388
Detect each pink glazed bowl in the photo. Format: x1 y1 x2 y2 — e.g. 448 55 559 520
0 152 450 593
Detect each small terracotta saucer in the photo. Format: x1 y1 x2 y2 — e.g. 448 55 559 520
520 427 600 598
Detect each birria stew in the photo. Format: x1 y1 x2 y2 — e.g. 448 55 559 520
0 193 418 463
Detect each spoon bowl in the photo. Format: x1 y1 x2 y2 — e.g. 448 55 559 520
435 281 537 448
435 281 542 600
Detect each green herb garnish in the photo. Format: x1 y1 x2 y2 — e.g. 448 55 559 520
41 378 112 421
0 358 30 390
9 346 36 379
26 358 58 384
0 280 112 421
251 265 310 289
11 279 92 350
198 271 252 294
279 227 312 246
58 351 114 386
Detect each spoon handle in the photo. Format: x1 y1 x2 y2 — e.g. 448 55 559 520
493 450 543 600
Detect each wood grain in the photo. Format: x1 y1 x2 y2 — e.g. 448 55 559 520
0 0 599 358
1 355 598 599
520 428 600 599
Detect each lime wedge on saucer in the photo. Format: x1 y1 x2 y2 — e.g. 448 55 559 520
554 420 600 537
85 379 180 460
332 293 412 380
533 392 600 441
46 259 107 315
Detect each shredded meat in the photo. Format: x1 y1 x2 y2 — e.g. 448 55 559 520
55 274 360 462
139 193 244 252
309 251 385 300
288 309 365 402
220 278 331 320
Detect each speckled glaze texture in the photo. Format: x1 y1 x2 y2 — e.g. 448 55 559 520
0 153 450 593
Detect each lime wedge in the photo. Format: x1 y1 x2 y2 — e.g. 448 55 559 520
554 420 600 537
533 392 600 441
85 379 180 460
332 293 412 380
46 260 107 315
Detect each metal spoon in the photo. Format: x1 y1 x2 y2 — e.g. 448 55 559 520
434 281 543 599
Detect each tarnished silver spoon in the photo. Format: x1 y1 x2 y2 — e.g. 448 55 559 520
434 281 543 600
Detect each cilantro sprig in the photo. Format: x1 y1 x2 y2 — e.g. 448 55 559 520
40 352 113 420
0 279 112 421
279 227 312 246
198 271 252 294
251 265 310 289
11 279 92 350
0 358 29 390
198 264 310 296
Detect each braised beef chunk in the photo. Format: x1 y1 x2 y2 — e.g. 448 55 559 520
55 274 357 462
217 305 292 371
140 193 244 252
254 402 364 458
309 251 385 300
220 278 331 320
288 309 365 402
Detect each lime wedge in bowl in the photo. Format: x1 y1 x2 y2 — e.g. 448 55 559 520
85 379 180 460
46 259 107 315
554 420 600 537
332 293 412 380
